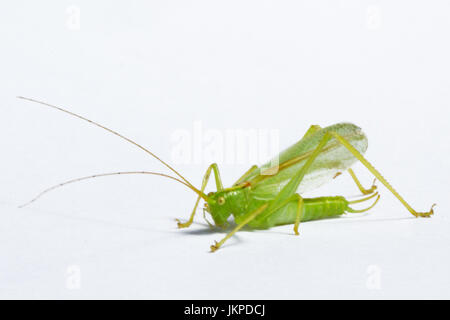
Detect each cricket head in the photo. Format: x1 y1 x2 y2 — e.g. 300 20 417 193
204 187 251 227
204 191 233 227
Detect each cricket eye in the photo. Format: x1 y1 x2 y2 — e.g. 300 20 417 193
218 197 225 205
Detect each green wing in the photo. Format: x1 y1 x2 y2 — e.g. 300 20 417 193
240 123 368 200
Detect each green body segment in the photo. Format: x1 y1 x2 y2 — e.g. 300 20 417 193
208 186 349 229
259 196 349 228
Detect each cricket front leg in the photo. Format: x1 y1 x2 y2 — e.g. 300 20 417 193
210 204 269 252
176 163 224 228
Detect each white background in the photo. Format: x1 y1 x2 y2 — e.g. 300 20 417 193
1 1 449 299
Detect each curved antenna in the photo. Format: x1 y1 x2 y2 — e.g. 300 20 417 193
19 171 209 208
17 96 195 188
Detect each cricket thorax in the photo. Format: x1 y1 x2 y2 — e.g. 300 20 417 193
206 187 251 227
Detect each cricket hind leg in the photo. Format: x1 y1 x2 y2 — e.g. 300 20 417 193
268 130 433 220
210 203 269 252
329 132 435 218
348 168 377 195
176 163 223 228
302 124 323 139
304 125 377 196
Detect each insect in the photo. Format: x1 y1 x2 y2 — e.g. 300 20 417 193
18 97 435 252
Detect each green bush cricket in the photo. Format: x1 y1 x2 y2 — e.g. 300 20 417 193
18 97 435 252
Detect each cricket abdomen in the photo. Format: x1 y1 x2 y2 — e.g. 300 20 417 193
302 196 348 221
257 196 349 228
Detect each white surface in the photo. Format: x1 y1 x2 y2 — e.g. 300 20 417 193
1 1 449 299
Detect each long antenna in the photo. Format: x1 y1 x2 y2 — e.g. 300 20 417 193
17 96 195 189
19 171 209 208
